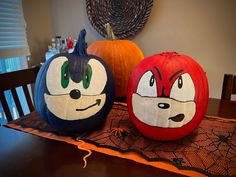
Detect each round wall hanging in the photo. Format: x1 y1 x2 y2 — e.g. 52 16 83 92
86 0 153 39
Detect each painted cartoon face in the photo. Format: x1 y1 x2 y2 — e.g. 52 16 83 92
34 29 115 134
127 52 209 140
34 53 115 134
45 56 107 120
132 71 196 128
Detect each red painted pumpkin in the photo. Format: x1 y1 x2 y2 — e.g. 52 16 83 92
87 24 144 98
127 52 209 141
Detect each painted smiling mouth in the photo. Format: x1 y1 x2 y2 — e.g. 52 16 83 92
169 114 185 122
76 99 101 111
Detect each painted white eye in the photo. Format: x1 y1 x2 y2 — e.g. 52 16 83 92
170 73 195 101
81 59 107 95
137 71 157 97
46 57 107 96
46 56 71 95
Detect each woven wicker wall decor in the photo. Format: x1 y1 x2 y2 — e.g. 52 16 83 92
86 0 153 39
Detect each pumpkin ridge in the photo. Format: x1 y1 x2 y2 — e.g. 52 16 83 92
87 37 144 97
116 42 126 95
73 29 87 57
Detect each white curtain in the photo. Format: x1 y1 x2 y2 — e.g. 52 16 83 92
0 0 30 58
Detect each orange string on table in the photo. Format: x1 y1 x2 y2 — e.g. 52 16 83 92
75 138 92 168
127 52 209 141
87 23 144 98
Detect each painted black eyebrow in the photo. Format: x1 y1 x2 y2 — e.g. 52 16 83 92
154 66 162 80
169 69 183 81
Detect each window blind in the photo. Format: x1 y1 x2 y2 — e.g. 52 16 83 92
0 0 30 58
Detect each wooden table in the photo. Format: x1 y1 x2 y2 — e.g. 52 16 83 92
0 98 235 177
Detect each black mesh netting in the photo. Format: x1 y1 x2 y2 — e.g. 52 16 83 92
6 104 236 177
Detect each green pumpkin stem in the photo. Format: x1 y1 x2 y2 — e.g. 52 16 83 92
73 29 88 56
105 23 116 40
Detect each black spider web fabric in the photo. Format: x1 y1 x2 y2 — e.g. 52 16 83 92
5 104 236 177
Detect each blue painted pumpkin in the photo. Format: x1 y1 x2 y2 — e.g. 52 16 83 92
34 29 115 134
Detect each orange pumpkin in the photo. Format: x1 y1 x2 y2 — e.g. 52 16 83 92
87 24 144 98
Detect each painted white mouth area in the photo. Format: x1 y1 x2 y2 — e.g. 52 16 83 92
44 93 106 120
132 93 196 128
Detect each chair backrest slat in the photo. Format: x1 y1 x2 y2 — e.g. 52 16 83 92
10 88 24 117
0 91 13 122
22 85 34 112
233 76 236 94
221 74 236 100
0 67 39 90
0 66 40 122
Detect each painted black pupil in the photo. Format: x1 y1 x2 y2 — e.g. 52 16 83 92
83 64 92 89
178 75 183 88
149 75 155 87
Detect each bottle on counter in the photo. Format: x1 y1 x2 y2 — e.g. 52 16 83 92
67 36 74 53
61 39 68 53
55 36 61 53
45 45 57 60
51 38 56 50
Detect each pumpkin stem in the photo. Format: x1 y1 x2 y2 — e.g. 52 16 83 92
105 23 116 40
73 29 88 56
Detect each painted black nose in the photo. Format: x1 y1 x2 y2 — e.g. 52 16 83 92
70 89 81 99
158 103 170 109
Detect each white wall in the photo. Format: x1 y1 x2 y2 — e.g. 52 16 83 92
22 0 52 66
48 0 236 99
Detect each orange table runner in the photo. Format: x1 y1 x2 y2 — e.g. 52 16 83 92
5 103 236 177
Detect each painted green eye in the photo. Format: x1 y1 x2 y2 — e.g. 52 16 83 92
61 61 70 88
83 64 92 89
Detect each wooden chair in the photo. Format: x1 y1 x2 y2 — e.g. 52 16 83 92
0 66 40 122
221 74 236 100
